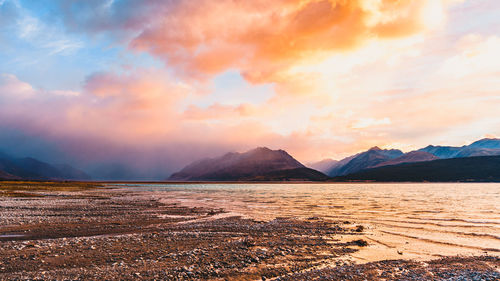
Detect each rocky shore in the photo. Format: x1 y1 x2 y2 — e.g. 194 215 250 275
0 182 498 280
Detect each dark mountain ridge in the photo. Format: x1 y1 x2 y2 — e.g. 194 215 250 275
0 151 91 181
0 170 20 180
334 155 500 182
326 147 403 177
169 147 307 181
243 167 330 181
2 137 499 182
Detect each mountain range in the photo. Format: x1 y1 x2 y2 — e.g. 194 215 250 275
310 138 500 178
419 138 500 158
170 137 500 182
335 156 500 182
2 137 500 182
0 151 91 181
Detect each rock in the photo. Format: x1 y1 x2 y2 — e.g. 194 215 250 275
354 225 364 232
352 239 368 247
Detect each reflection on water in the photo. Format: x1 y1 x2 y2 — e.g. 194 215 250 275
115 183 500 262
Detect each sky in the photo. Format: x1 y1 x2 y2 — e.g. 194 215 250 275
0 0 499 179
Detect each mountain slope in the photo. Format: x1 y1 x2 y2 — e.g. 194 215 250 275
53 164 92 180
0 152 91 181
169 147 305 181
468 138 500 149
11 157 66 179
419 138 500 159
307 159 338 173
374 151 438 168
244 167 330 181
326 147 403 177
0 170 21 180
418 145 463 159
334 156 500 182
453 146 500 158
325 154 358 177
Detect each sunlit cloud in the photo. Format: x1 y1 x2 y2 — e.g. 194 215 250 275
0 0 499 178
352 117 392 129
125 0 458 83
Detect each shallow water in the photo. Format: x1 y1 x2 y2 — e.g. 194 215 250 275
114 183 500 262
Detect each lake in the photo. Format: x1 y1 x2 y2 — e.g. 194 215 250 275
114 182 500 262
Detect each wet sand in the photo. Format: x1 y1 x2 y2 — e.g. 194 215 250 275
0 182 499 280
136 183 500 262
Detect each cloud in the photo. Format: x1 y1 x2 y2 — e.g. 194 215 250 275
438 34 500 80
131 0 457 82
0 71 282 176
352 117 392 129
0 73 35 100
54 0 457 83
2 0 500 179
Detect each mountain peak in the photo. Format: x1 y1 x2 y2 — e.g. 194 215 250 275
168 147 305 181
251 147 273 153
469 138 500 149
326 146 403 177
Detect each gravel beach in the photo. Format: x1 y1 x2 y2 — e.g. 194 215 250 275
0 182 498 280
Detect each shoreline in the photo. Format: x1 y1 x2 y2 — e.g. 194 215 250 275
3 180 500 185
0 182 499 280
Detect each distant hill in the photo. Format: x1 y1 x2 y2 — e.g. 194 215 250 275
454 146 500 158
324 154 358 177
373 151 438 168
168 147 305 181
54 164 92 181
318 138 500 178
0 152 91 181
418 145 463 159
419 138 500 159
334 156 500 182
326 147 403 177
468 138 500 149
0 170 21 180
307 159 338 173
244 167 330 181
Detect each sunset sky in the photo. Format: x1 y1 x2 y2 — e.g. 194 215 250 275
0 0 499 179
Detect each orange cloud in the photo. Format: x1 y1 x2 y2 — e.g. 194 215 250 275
130 0 454 82
3 0 499 174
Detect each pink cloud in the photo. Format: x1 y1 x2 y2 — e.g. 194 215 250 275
129 0 446 82
57 0 455 82
3 1 500 178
